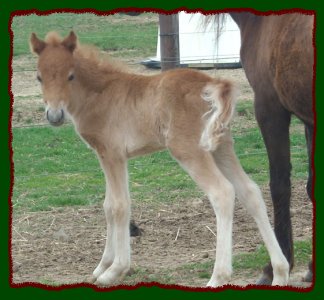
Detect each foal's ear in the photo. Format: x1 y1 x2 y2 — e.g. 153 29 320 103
30 33 46 55
62 31 77 53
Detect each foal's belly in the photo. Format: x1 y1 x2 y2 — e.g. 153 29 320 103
126 143 165 158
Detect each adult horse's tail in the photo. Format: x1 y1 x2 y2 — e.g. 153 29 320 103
199 80 237 151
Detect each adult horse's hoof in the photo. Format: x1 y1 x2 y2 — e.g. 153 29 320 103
256 274 272 285
303 261 313 282
303 270 313 282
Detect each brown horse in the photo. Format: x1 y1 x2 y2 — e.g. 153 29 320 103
213 12 315 284
30 31 289 287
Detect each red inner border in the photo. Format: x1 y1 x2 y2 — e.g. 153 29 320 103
8 7 317 293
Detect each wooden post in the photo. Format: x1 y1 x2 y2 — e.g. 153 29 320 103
158 14 180 71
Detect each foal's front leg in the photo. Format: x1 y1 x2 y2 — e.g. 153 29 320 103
93 154 131 286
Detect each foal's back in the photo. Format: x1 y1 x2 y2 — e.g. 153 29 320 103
116 68 233 158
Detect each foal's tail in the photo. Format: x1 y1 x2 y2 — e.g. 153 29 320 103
199 80 237 151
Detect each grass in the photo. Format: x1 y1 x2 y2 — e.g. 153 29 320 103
12 100 307 212
179 240 312 278
12 125 202 211
233 240 312 270
12 13 158 58
233 101 308 182
236 101 255 120
134 239 312 285
12 117 307 212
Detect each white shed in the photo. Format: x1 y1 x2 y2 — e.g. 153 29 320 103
142 12 241 69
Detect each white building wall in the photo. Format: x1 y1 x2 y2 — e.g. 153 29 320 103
156 12 241 66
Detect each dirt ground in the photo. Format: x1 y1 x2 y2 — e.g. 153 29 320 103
12 181 313 288
11 55 313 289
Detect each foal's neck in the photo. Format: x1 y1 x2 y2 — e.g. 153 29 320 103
74 53 126 93
67 51 128 118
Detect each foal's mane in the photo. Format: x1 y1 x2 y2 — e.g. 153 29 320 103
76 44 129 75
45 31 129 74
44 31 63 46
44 32 130 92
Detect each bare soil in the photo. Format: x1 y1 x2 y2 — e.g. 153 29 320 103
12 180 312 287
11 55 313 288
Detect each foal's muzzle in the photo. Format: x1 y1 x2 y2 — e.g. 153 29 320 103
46 108 65 127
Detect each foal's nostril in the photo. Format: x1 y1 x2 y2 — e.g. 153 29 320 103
46 108 65 127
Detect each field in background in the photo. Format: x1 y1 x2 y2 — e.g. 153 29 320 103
12 13 158 58
12 114 308 212
10 13 312 287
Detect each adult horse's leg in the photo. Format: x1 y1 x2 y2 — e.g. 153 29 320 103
304 123 314 282
254 95 293 284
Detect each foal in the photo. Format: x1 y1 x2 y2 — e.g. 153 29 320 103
30 31 289 287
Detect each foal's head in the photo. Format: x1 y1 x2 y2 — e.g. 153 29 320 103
30 31 77 126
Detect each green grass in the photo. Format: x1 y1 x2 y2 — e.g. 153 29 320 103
233 101 308 182
12 116 307 213
177 239 312 282
233 240 312 270
12 13 158 58
12 125 203 211
236 101 255 119
38 279 60 286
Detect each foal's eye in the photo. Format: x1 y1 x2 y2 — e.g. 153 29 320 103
68 74 75 81
37 75 42 83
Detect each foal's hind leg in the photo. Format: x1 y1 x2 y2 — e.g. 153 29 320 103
212 134 289 286
168 143 235 287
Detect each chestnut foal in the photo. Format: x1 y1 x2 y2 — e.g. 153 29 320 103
30 31 289 287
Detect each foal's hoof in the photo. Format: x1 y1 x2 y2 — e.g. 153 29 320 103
95 279 109 287
256 274 272 285
85 274 97 284
94 277 121 287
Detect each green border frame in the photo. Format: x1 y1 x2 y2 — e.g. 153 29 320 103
1 0 322 299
